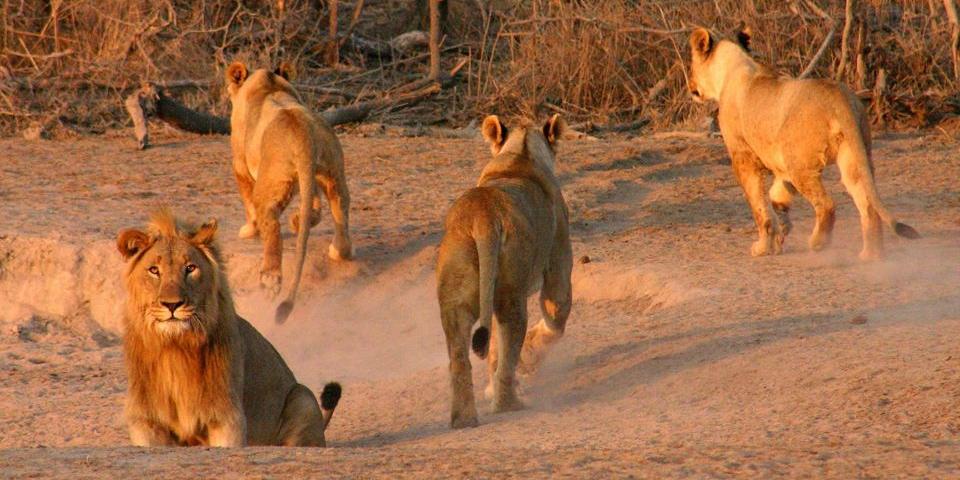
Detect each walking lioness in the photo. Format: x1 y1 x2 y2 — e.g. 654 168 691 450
437 114 573 428
225 61 353 323
116 210 341 447
687 27 919 259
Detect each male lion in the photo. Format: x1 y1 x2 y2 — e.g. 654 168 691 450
116 210 341 447
437 114 573 428
687 27 919 260
225 61 353 323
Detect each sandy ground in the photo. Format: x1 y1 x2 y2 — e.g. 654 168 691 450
0 127 958 478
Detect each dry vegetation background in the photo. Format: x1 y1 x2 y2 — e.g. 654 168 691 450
1 0 959 138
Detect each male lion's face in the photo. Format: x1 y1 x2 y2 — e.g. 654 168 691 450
117 215 221 341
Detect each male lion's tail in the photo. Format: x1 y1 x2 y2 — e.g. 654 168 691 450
470 225 500 359
276 135 317 324
320 382 342 428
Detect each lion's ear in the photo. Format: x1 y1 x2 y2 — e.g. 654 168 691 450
190 218 218 247
690 28 715 58
542 113 566 146
481 115 508 153
117 229 150 260
273 61 296 82
226 62 248 87
735 23 752 52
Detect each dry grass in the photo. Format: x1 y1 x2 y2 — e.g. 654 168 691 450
0 0 958 137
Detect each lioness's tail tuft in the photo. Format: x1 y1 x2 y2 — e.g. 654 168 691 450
894 222 921 239
275 300 295 324
320 382 342 410
472 326 490 358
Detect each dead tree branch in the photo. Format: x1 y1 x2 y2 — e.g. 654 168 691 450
945 0 960 81
799 1 837 79
123 60 466 149
835 0 856 80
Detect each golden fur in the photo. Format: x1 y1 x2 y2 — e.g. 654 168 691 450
687 27 918 260
225 61 353 323
117 210 341 447
437 114 573 428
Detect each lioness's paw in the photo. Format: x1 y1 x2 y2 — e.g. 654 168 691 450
260 270 282 298
450 412 479 429
238 223 258 239
750 240 774 257
858 249 883 261
808 234 830 252
328 242 354 261
492 396 526 413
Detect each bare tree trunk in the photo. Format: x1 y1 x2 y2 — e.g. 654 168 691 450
326 0 340 66
835 0 856 80
429 0 442 81
945 0 960 81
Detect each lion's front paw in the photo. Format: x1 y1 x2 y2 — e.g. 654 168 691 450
858 248 882 261
260 270 282 298
238 223 258 239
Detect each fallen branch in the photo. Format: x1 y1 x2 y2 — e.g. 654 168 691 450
124 84 229 150
799 1 837 79
124 60 465 149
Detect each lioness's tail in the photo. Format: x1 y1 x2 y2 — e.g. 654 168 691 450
275 145 316 324
470 227 500 359
320 382 342 428
838 121 920 240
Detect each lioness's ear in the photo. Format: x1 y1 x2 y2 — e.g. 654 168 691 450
117 229 150 260
481 115 508 153
690 28 714 57
190 218 218 247
735 23 752 52
542 113 566 146
226 62 248 87
273 61 296 82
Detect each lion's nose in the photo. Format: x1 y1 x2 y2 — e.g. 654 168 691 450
161 301 184 315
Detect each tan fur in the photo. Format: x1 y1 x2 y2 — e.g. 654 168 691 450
225 61 353 323
117 210 339 447
437 114 573 429
687 28 918 260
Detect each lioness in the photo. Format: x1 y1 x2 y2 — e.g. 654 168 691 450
687 27 919 260
437 114 573 428
225 61 353 323
116 210 341 447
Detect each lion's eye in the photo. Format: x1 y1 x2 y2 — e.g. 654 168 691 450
148 266 160 276
185 264 197 274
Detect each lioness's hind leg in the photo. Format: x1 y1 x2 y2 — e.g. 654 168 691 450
290 194 323 233
492 297 527 413
837 149 884 260
234 171 259 239
769 178 795 247
730 151 780 256
792 171 836 252
520 256 572 376
441 305 478 428
319 174 353 260
277 384 326 447
254 177 295 297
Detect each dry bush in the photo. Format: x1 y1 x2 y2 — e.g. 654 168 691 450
468 0 960 130
1 0 958 137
